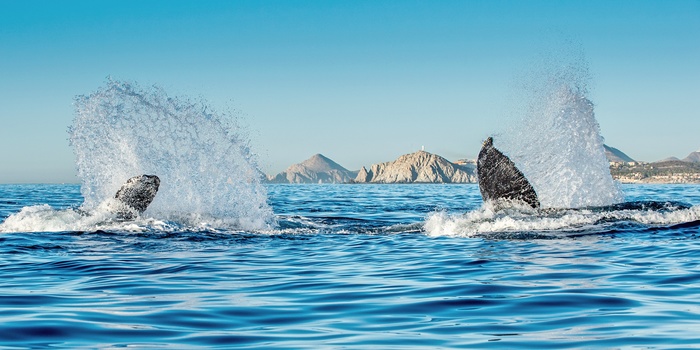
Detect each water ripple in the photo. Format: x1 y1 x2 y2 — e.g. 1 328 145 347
1 184 700 347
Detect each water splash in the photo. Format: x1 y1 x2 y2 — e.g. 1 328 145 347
496 54 623 208
424 204 700 238
69 80 274 230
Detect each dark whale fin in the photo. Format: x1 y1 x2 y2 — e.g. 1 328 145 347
114 174 160 218
477 137 540 209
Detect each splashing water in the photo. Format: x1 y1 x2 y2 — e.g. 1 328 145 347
68 80 274 230
497 57 623 208
425 203 700 238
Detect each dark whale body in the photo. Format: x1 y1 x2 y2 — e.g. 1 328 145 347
114 174 160 218
477 137 540 209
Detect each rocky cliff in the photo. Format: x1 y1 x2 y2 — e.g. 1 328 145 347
267 154 358 184
353 150 476 183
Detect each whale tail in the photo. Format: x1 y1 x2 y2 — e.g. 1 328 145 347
477 137 540 209
114 174 160 218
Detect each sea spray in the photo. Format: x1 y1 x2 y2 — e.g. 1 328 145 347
69 80 274 230
425 204 700 238
496 55 623 208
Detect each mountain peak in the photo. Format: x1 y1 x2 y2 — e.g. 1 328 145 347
604 145 635 163
297 153 349 173
267 154 356 183
309 153 330 161
683 151 700 163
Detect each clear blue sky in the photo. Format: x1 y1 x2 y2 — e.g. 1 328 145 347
1 0 698 183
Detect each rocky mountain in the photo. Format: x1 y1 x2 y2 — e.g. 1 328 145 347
265 146 700 185
266 154 358 184
353 150 476 183
683 151 700 163
604 145 635 163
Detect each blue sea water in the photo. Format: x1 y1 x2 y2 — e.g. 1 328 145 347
1 183 700 348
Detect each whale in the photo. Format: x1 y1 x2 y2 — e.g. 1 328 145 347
476 138 694 214
477 137 540 209
113 174 160 218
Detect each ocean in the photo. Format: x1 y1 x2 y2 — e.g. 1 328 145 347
1 183 700 348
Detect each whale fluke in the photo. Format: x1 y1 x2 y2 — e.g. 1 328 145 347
114 174 160 217
477 137 540 209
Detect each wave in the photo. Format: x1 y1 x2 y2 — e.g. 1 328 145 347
424 202 700 238
5 200 699 239
0 204 269 234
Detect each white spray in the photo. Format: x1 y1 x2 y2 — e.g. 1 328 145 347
69 80 274 230
496 54 624 208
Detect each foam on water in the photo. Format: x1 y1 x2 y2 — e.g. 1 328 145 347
0 202 196 233
64 80 272 231
2 183 700 348
424 204 700 238
496 55 624 208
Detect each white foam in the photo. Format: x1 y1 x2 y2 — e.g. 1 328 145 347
0 204 148 233
424 206 700 238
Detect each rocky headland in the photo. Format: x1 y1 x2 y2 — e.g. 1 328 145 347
265 146 700 184
353 150 476 183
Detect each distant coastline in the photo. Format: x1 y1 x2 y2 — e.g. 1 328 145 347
265 145 700 185
610 161 700 184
